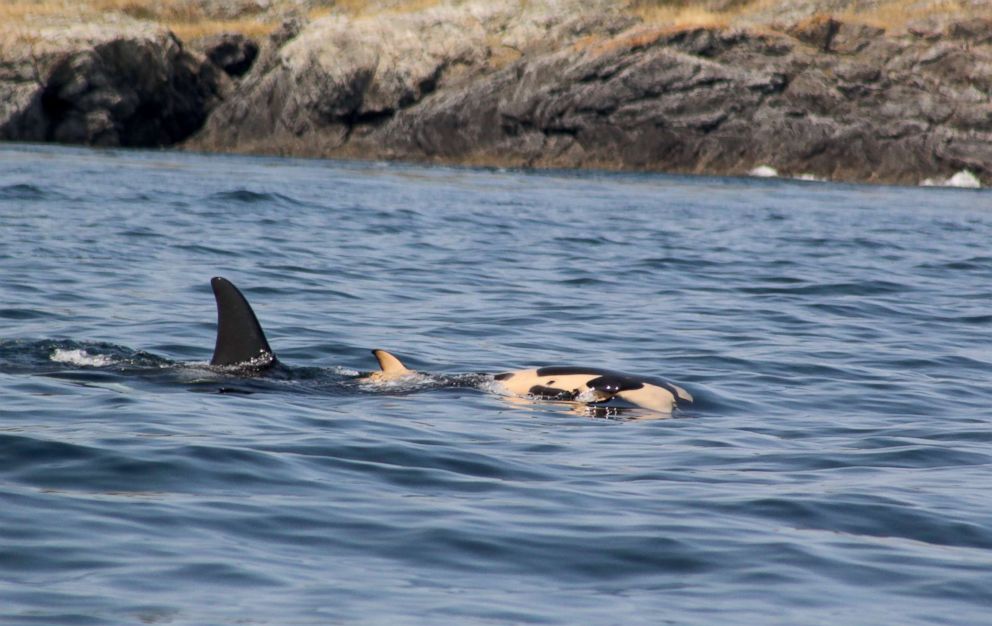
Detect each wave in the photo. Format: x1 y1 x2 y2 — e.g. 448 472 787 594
0 339 172 374
205 189 302 207
916 256 992 272
0 183 52 201
737 280 909 296
0 307 51 320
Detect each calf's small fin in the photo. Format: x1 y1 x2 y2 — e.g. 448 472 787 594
370 349 412 380
210 276 276 367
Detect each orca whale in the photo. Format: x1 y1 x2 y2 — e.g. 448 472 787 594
492 365 692 413
366 351 692 413
208 276 692 414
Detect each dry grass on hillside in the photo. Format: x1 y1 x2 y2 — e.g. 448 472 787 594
629 1 742 29
1 0 293 42
321 0 444 17
630 0 990 30
835 0 986 28
1 0 987 47
0 0 64 22
0 0 449 43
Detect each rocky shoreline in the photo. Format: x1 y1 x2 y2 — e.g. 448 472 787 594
2 1 991 186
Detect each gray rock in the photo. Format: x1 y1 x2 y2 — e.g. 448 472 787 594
188 0 636 154
5 0 991 185
339 17 991 184
1 26 226 147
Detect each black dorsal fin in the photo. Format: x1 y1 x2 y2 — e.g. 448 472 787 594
210 276 276 367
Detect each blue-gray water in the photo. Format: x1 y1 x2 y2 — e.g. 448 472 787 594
1 143 990 625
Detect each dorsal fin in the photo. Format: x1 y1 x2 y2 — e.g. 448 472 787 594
210 277 276 367
371 349 411 379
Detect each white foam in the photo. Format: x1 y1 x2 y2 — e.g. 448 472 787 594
478 377 511 396
794 173 825 182
358 372 434 391
749 165 779 178
51 348 115 367
575 389 606 403
921 170 982 188
210 352 276 372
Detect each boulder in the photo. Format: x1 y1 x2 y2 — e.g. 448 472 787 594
1 24 226 146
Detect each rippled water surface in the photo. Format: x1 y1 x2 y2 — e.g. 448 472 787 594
1 143 991 625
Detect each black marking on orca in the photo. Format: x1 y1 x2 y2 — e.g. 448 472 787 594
536 367 646 392
587 375 644 394
210 276 277 368
494 372 513 381
535 366 689 407
528 385 579 400
536 366 614 377
657 380 686 403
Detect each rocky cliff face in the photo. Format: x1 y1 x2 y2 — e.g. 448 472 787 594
356 16 992 184
186 4 992 184
2 1 990 185
189 0 636 156
0 24 226 146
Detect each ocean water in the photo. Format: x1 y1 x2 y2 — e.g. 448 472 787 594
1 142 990 625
